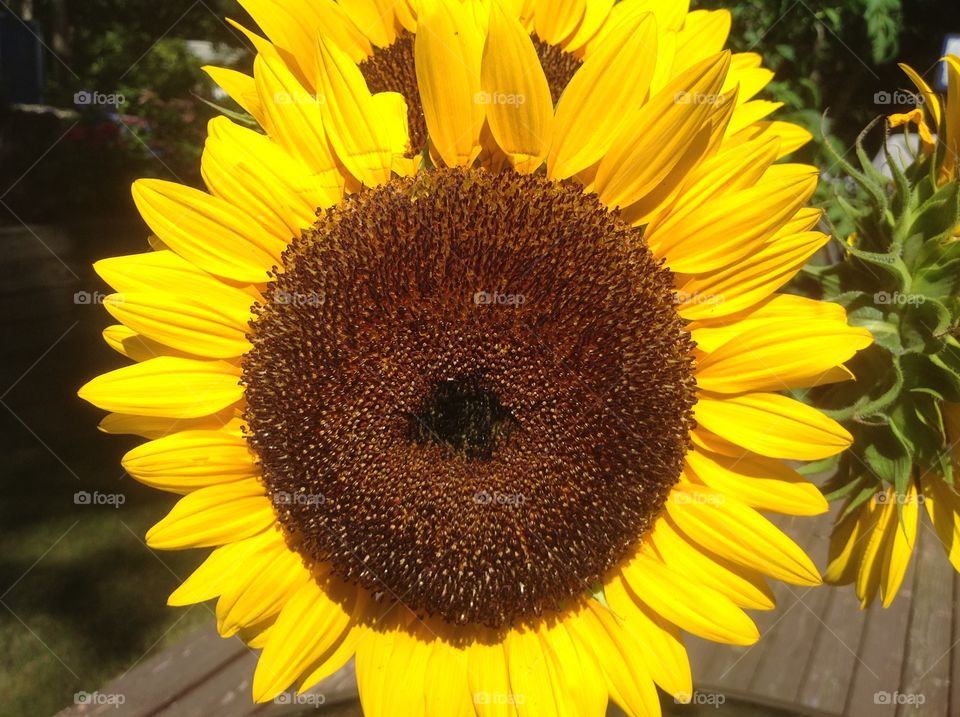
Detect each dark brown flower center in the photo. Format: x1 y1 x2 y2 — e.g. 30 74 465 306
530 33 583 105
358 31 583 157
357 32 425 158
242 168 697 628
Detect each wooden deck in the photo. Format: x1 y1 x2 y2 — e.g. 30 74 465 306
687 509 959 717
58 510 960 716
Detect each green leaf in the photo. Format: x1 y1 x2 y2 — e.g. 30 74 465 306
844 243 913 290
194 95 260 127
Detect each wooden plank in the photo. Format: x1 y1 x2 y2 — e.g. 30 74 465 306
895 521 954 717
58 624 249 716
748 573 834 703
840 551 914 717
795 585 869 715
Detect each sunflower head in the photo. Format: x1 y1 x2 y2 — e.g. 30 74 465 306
808 55 960 607
78 0 868 713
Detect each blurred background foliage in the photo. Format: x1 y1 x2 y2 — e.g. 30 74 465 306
692 0 955 233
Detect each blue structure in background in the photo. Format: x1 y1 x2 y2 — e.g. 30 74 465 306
0 11 45 104
941 34 960 91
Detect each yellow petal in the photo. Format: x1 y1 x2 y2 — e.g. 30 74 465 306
79 357 242 419
425 635 474 717
666 483 822 585
339 0 395 47
567 602 662 716
505 627 569 715
98 408 243 439
548 12 658 179
414 0 484 167
695 320 872 393
595 51 730 209
253 579 360 702
620 546 760 644
203 116 338 232
602 574 692 699
355 615 454 717
650 516 776 609
899 62 942 129
253 53 346 197
562 0 615 53
673 9 730 73
122 429 257 493
202 66 264 125
104 291 252 360
727 99 782 136
943 55 960 179
855 492 893 608
684 448 828 516
678 231 829 320
315 36 395 187
533 0 586 46
131 179 282 283
537 615 608 716
146 480 273 549
687 293 846 353
649 165 818 274
922 476 960 572
94 249 261 300
824 502 876 585
694 391 851 460
167 528 283 606
880 482 919 607
727 120 813 157
467 640 518 717
102 324 192 362
217 541 311 637
481 2 553 173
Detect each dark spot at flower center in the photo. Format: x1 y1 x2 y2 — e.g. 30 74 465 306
406 376 517 461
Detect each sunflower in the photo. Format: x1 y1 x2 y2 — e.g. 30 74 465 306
79 1 870 714
225 0 813 159
822 55 960 609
